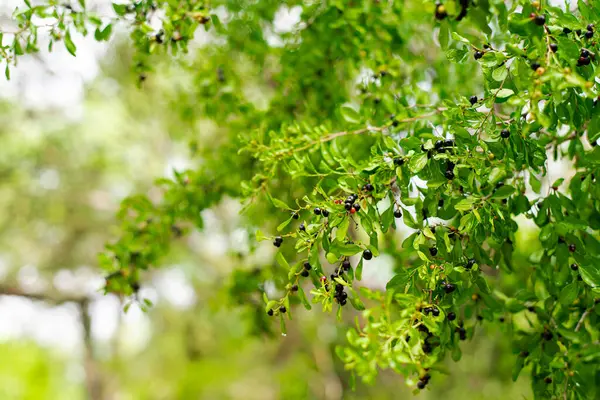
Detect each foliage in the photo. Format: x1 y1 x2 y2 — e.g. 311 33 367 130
3 0 600 398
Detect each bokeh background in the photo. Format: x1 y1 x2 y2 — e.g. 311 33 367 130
1 0 574 399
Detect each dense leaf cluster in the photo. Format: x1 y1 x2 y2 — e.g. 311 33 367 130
3 0 600 398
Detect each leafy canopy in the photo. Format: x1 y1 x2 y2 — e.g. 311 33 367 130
3 0 600 398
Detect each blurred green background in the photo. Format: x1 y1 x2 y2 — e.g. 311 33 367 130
0 3 539 399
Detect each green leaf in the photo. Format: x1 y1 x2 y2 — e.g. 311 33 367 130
355 258 364 281
64 30 76 56
558 283 578 305
112 3 127 16
297 287 312 310
512 356 525 382
492 88 514 99
336 218 349 241
277 216 293 232
492 64 508 82
579 264 600 287
340 105 360 124
455 197 477 211
409 153 428 173
326 252 339 264
276 252 290 269
491 185 515 199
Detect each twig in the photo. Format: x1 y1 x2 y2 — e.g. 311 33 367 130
575 306 594 332
294 109 445 153
0 285 88 304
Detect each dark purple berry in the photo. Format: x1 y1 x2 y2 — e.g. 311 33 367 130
432 307 440 317
445 170 455 180
342 260 351 270
569 244 576 252
530 62 541 71
267 309 274 316
417 380 426 389
314 207 321 215
299 223 306 231
501 129 510 139
571 263 578 271
447 312 456 321
303 261 312 270
585 30 593 39
363 249 373 260
279 305 287 313
292 213 299 220
394 209 402 218
301 270 309 277
550 43 558 52
469 95 478 105
394 157 405 166
444 283 456 293
322 209 330 217
534 14 546 26
474 51 484 60
429 247 438 256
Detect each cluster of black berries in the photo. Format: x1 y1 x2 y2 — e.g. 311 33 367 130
445 161 455 180
273 236 283 247
578 48 592 66
344 194 360 214
334 283 348 306
267 305 287 316
585 23 594 39
423 306 440 317
455 324 467 340
416 373 431 390
301 261 312 277
314 207 330 217
434 139 455 153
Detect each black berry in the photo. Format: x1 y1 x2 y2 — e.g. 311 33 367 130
447 312 456 321
530 62 541 71
394 209 402 218
342 260 351 270
563 27 572 34
578 56 591 66
273 236 283 247
322 209 330 217
429 247 438 256
444 283 456 293
550 43 558 52
292 213 299 220
344 202 352 211
299 223 306 231
303 261 312 270
501 129 510 139
363 249 373 260
291 284 298 292
544 377 552 384
581 49 590 58
364 183 374 192
267 309 274 316
520 351 529 357
417 380 426 390
314 207 322 215
432 307 440 317
528 306 535 312
469 95 478 105
445 170 455 180
534 14 546 26
588 24 594 31
394 157 405 166
339 298 347 306
466 258 476 269
301 270 309 277
571 263 578 271
569 244 576 252
585 30 594 39
438 199 444 208
335 284 344 293
457 327 467 340
353 203 361 212
474 51 484 60
279 305 287 313
542 330 553 341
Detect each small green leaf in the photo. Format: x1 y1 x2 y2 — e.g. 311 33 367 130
492 64 508 82
276 252 290 269
491 185 515 199
336 218 349 241
409 153 428 173
298 287 312 310
558 283 578 305
64 30 76 56
277 216 293 232
340 105 360 124
355 258 364 281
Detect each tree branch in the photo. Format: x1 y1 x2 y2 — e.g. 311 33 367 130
0 285 88 305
